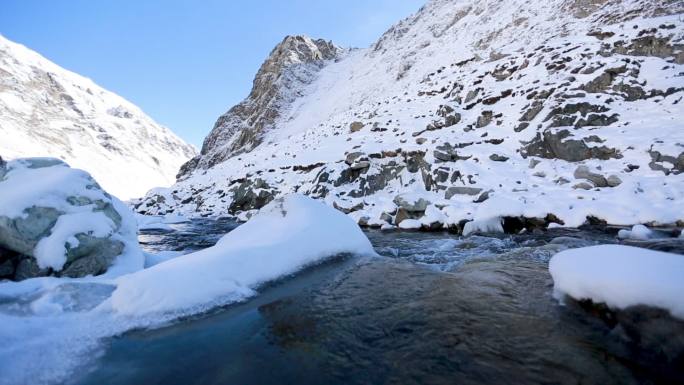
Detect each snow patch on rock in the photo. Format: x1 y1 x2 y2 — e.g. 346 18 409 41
550 245 684 319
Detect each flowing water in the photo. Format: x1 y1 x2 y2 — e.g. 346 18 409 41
75 220 684 385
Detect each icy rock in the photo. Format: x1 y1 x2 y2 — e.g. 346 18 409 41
617 224 653 240
550 245 684 319
398 219 422 230
463 217 504 236
0 158 142 280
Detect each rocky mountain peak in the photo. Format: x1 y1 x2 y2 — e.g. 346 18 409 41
178 35 343 179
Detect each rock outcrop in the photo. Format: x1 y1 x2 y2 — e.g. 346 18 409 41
180 35 343 178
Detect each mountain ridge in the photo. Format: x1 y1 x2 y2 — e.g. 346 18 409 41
0 34 197 199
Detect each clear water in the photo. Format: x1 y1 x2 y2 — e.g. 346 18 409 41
74 221 684 385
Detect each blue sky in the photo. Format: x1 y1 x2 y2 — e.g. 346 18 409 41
0 0 424 148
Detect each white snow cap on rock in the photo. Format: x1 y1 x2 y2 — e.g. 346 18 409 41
111 194 376 315
462 217 504 236
0 158 143 275
617 224 654 240
549 245 684 319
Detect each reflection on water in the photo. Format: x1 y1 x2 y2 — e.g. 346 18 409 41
76 221 684 385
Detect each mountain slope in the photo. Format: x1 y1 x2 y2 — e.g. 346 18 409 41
0 35 197 200
178 35 343 176
138 0 684 231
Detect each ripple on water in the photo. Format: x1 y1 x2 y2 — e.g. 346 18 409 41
75 222 684 385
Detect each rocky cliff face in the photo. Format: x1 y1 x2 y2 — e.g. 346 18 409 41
138 0 684 231
179 35 342 178
0 35 197 199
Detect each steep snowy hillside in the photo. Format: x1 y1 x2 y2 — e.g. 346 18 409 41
0 35 196 199
138 0 684 231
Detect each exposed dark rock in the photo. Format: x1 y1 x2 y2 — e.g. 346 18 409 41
580 66 627 93
489 154 509 162
520 101 544 121
514 122 530 132
587 30 615 40
176 155 200 181
613 36 684 64
434 143 472 162
648 150 684 174
476 111 493 128
522 129 622 162
574 113 619 128
228 178 276 212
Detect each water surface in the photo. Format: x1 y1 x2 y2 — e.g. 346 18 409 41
75 221 684 385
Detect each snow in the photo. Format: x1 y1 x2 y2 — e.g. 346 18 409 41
550 245 684 319
462 217 504 236
0 158 108 218
398 219 422 230
112 194 376 315
135 213 173 231
0 34 196 200
0 159 143 273
33 211 115 270
617 224 654 240
144 250 184 268
163 213 189 224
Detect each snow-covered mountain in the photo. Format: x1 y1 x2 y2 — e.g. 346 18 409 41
138 0 684 231
0 35 197 200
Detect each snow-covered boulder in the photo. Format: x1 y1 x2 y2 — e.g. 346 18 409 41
0 158 143 280
111 194 376 315
550 245 684 319
462 217 504 236
617 224 654 240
